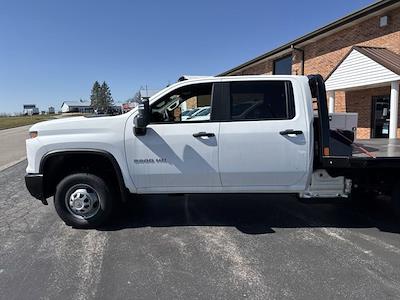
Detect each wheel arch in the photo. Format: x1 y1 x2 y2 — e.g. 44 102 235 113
40 149 129 202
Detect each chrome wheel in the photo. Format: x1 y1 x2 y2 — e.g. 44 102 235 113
65 184 100 219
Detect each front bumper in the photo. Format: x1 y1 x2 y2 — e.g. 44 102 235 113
25 174 48 205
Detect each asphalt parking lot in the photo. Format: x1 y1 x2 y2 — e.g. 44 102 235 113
2 161 400 300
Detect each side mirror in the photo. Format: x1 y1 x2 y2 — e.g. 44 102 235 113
134 99 150 136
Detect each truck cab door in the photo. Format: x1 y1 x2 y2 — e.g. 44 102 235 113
125 82 221 193
218 78 312 192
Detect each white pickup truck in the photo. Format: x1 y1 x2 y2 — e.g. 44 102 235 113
25 75 400 228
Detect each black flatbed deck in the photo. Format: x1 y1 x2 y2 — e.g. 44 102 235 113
352 139 400 158
323 139 400 169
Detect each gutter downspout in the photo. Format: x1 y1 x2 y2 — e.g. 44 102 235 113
291 45 305 75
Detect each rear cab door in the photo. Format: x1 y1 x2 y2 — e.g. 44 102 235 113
216 76 313 192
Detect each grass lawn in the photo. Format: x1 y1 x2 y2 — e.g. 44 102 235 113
0 115 56 130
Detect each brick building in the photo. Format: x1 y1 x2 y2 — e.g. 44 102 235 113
220 0 400 139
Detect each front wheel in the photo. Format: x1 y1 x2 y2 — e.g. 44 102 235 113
54 173 113 228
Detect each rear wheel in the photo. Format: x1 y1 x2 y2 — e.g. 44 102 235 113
350 185 376 206
54 173 113 228
391 183 400 217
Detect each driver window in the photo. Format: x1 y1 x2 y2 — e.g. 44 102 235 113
150 83 212 123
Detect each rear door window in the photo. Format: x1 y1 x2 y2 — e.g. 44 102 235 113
230 81 295 121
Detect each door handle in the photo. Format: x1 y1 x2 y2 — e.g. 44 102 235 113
279 129 303 135
193 132 215 138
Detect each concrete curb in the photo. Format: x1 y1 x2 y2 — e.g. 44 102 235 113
0 157 27 172
0 124 32 132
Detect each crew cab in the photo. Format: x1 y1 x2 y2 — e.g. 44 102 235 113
25 75 400 228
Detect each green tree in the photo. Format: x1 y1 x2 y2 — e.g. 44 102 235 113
100 81 114 109
90 81 114 112
90 81 101 110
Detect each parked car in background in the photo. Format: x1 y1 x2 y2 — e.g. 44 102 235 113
186 106 211 121
181 108 200 120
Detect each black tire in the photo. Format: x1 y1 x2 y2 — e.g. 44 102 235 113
54 173 113 228
392 183 400 217
350 188 372 205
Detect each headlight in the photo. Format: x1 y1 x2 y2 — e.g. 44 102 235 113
29 131 38 139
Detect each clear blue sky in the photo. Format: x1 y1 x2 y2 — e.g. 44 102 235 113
0 0 375 113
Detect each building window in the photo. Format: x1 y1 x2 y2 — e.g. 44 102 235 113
380 16 388 27
273 55 292 75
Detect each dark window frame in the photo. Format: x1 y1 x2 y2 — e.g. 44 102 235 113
273 55 292 75
228 80 296 122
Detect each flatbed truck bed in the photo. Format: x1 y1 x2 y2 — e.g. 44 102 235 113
353 139 400 158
